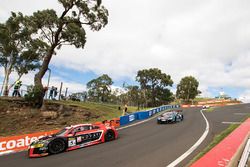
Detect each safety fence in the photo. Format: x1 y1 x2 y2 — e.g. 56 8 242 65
0 104 180 155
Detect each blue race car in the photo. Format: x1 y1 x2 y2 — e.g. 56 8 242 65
157 111 183 124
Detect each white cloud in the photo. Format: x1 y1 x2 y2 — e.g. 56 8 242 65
1 0 250 97
239 90 250 103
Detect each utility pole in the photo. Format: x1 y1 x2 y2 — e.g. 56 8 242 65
45 68 51 99
65 87 68 98
59 82 63 101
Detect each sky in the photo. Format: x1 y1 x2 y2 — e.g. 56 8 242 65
0 0 250 102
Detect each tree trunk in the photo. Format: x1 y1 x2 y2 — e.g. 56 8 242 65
3 69 11 96
33 47 55 108
0 72 7 96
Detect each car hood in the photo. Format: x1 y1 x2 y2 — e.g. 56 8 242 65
30 135 56 145
158 116 173 119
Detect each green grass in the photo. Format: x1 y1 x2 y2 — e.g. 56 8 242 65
204 107 215 112
48 100 139 122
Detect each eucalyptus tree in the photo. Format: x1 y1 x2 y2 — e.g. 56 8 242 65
176 76 201 102
26 0 109 107
87 74 113 102
0 12 46 96
136 68 173 107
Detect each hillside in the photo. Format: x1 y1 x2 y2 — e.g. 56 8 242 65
0 98 137 137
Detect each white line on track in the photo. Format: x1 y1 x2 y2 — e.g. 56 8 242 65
166 110 210 167
0 150 14 156
222 121 241 124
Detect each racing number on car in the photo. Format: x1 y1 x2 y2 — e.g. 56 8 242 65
68 138 76 147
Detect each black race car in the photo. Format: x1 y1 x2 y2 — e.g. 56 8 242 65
157 110 183 124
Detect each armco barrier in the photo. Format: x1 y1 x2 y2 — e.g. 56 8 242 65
137 111 149 120
119 104 180 126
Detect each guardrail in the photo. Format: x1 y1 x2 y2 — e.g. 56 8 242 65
238 138 250 167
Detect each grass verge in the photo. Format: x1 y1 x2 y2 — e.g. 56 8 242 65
204 107 215 112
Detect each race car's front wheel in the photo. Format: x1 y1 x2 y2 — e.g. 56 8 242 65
105 130 115 142
48 139 66 154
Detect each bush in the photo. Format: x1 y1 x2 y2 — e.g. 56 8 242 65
24 85 45 108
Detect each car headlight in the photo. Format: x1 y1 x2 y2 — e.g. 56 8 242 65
31 142 45 148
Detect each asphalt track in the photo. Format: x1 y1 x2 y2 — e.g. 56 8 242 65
0 104 249 167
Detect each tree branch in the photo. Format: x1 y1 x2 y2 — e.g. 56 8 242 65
40 28 53 45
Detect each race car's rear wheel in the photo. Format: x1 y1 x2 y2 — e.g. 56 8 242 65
48 139 66 154
105 130 115 142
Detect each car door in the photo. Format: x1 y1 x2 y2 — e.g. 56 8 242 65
73 125 102 146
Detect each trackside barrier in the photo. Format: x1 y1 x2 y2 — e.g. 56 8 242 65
119 104 180 126
0 130 59 154
100 118 120 128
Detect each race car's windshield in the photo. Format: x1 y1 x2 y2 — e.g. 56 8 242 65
162 112 173 117
54 128 68 137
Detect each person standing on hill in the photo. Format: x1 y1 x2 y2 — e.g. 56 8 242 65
123 104 128 116
49 86 54 99
12 80 22 97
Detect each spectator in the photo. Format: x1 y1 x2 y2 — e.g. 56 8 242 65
12 80 22 97
49 86 54 99
54 87 58 99
125 104 128 113
123 104 128 116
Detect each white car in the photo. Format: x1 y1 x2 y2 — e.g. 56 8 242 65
202 105 210 109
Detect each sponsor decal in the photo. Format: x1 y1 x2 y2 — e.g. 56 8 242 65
77 136 82 143
68 138 76 147
153 110 156 114
129 114 135 122
0 130 58 153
